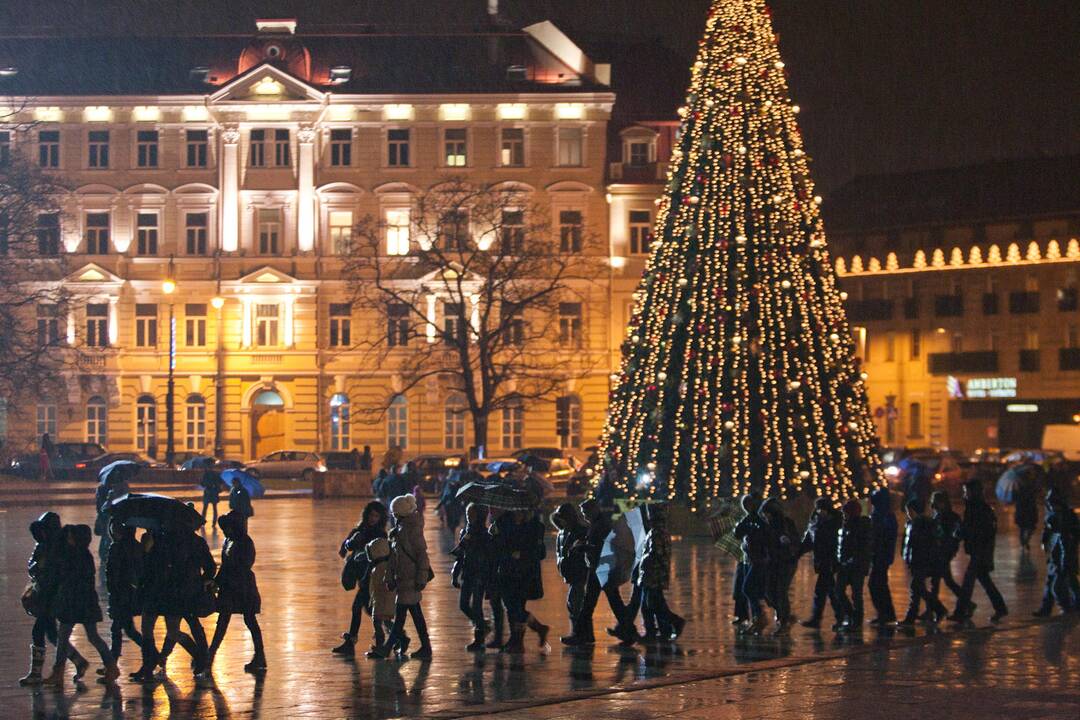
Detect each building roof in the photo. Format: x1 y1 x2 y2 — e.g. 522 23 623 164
824 155 1080 233
0 28 609 96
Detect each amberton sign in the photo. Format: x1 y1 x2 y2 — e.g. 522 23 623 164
965 377 1018 399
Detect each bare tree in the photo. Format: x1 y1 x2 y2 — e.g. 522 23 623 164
342 179 606 453
0 106 73 429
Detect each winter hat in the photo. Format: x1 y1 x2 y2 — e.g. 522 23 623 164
842 499 862 520
365 536 390 562
390 493 418 518
552 502 580 530
67 524 93 548
813 497 834 512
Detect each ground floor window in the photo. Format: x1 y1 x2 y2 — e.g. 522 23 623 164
502 402 524 450
185 394 206 451
136 395 157 454
387 395 408 449
86 396 107 445
444 394 466 450
556 394 582 449
330 393 350 450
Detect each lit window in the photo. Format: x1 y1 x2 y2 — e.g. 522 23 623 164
557 127 583 167
444 128 467 167
438 211 469 252
559 302 583 348
273 129 290 166
86 303 109 347
258 208 281 255
136 130 159 168
87 130 109 168
38 130 60 168
329 303 351 347
629 210 652 255
185 212 208 255
185 304 207 347
185 129 208 167
329 210 354 254
135 303 158 348
501 401 523 450
500 127 524 167
255 304 279 347
86 397 107 445
387 129 410 167
136 213 158 255
444 394 466 450
330 128 352 166
559 210 583 253
556 395 582 449
330 393 350 450
85 212 110 254
387 395 408 449
185 395 206 451
386 209 410 255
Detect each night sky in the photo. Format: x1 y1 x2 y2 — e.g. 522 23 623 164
1 0 1077 192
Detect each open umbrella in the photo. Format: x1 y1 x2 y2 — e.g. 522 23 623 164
181 455 215 471
996 467 1022 504
221 468 266 499
109 493 203 532
98 460 140 486
455 480 536 511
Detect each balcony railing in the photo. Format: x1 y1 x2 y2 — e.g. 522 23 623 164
928 351 998 374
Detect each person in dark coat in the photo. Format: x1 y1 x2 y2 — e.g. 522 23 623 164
833 499 872 631
203 511 266 674
1034 488 1079 616
760 497 799 633
951 479 1009 623
104 518 144 660
1013 462 1042 551
731 492 761 626
43 524 118 685
552 502 592 645
492 509 550 653
40 432 54 481
799 497 842 629
18 512 89 686
734 494 772 635
575 498 636 644
637 504 685 641
332 500 389 656
867 487 898 626
899 499 948 625
451 502 497 650
900 458 932 510
929 490 963 603
228 477 254 522
200 469 225 524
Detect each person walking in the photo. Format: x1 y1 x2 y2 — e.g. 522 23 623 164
730 492 761 626
637 504 685 641
332 501 389 657
1033 488 1079 616
929 490 963 603
553 502 593 645
103 519 144 662
834 499 872 632
200 468 225 525
799 497 842 629
18 512 90 686
450 503 496 651
734 494 772 635
899 499 948 625
369 494 433 659
228 476 254 525
1013 462 1042 551
951 479 1009 623
42 524 119 685
867 488 898 626
491 508 550 653
202 511 266 674
39 433 54 482
577 499 637 644
760 497 799 633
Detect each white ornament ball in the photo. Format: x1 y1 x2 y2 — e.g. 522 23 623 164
788 380 801 391
798 470 811 479
829 333 840 343
723 420 736 430
657 371 668 382
631 335 640 344
677 278 688 287
781 279 792 289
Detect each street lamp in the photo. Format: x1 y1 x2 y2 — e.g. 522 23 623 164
162 277 177 467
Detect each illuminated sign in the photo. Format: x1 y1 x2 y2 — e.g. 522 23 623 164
1006 404 1038 413
965 377 1017 399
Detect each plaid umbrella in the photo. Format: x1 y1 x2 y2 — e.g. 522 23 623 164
455 480 536 511
709 500 743 561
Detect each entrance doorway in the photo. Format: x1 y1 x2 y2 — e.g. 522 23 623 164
251 389 285 459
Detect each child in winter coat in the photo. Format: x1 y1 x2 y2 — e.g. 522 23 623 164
104 519 144 660
868 488 898 626
799 498 842 629
204 511 266 674
1034 488 1079 616
833 499 872 632
899 499 948 625
552 502 592 644
451 503 496 651
930 491 963 604
332 501 388 656
364 537 404 653
638 504 685 641
734 494 772 634
44 525 118 685
370 494 433 659
18 512 90 686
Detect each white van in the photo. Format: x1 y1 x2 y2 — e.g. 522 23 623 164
1040 424 1080 462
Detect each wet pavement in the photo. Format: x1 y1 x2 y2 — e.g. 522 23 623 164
0 497 1074 719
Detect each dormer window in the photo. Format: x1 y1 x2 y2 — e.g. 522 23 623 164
620 126 659 168
629 142 651 166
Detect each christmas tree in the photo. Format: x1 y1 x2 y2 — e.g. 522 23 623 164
598 0 884 507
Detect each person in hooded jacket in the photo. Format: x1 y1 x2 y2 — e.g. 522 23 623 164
799 497 843 629
760 497 799 633
203 511 266 674
734 494 772 635
637 504 685 641
951 479 1008 623
867 487 898 626
332 500 389 657
228 477 254 524
363 536 404 653
104 518 144 660
731 492 762 626
369 494 433 659
929 490 963 603
1034 488 1079 616
18 512 90 686
899 499 948 625
43 524 119 685
451 502 498 651
491 508 550 653
833 499 872 631
552 502 593 645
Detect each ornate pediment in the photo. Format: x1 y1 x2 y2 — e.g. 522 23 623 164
239 266 298 284
209 63 325 104
67 262 124 285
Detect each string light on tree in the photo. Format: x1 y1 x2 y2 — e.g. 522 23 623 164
596 0 885 508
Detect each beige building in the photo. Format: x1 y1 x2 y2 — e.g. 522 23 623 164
0 17 669 462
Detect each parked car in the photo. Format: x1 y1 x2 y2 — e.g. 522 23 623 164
75 452 164 474
7 442 107 480
244 451 327 481
884 449 966 495
170 451 210 470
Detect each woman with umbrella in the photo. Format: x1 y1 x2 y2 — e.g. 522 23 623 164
202 511 266 674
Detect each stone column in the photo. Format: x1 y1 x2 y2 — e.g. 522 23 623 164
220 126 240 252
296 125 316 253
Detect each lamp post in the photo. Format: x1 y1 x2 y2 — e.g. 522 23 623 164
211 292 225 458
162 277 177 467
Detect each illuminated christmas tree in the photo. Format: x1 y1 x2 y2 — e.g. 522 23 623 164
598 0 884 506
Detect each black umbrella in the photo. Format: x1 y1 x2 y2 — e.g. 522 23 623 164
109 493 203 532
456 480 537 511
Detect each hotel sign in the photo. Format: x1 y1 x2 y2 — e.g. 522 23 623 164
965 377 1017 399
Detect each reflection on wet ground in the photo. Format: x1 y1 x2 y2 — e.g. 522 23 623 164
1 499 1074 718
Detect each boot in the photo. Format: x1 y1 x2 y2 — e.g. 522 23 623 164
669 615 687 640
466 626 487 652
18 645 46 686
485 622 504 650
243 653 267 673
500 624 526 653
746 614 769 636
331 633 356 656
97 662 120 685
526 615 550 650
41 660 66 688
70 649 90 682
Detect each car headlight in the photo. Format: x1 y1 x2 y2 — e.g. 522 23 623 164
316 463 327 472
884 465 901 478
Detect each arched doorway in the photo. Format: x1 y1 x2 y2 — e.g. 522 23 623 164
251 389 285 459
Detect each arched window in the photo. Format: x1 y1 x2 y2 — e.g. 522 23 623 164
185 394 206 451
330 393 350 450
387 394 408 450
86 396 107 445
556 394 582 449
253 389 284 406
444 393 466 450
135 394 156 454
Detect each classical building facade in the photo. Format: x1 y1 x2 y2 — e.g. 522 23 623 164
0 17 661 462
